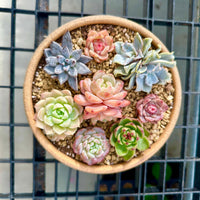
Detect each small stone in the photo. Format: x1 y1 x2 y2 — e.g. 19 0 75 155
77 37 83 46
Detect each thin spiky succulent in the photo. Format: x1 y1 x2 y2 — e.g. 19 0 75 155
113 32 176 92
44 31 92 91
72 127 110 165
110 118 149 161
34 89 83 141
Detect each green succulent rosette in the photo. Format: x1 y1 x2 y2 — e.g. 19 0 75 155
34 89 83 141
110 118 150 161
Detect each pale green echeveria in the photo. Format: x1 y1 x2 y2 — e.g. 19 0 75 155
113 32 176 92
35 89 83 141
110 118 149 161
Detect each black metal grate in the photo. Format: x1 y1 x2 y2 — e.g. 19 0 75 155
0 0 200 199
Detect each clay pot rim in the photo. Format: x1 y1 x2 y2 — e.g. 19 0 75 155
23 15 182 174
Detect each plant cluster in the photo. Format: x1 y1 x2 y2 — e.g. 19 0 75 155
33 30 175 165
113 32 176 92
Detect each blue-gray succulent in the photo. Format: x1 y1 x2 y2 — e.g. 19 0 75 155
113 32 176 93
44 31 92 91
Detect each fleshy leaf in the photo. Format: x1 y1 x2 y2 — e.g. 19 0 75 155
62 31 73 53
115 143 128 156
55 65 64 74
71 49 82 61
68 67 78 77
78 55 92 64
76 62 91 74
50 41 62 56
44 48 52 57
68 76 78 91
123 150 135 161
137 137 149 151
44 65 55 75
58 73 68 85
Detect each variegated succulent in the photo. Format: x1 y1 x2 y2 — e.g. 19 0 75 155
44 31 92 91
113 32 176 92
72 127 110 165
110 118 149 161
34 89 83 141
74 70 130 124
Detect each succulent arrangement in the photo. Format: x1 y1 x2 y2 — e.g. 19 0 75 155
113 32 176 92
33 29 176 166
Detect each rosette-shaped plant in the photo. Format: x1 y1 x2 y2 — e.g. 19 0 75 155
72 127 110 165
34 89 83 141
113 32 176 92
84 30 115 63
44 31 92 91
136 94 168 123
74 70 130 124
110 118 149 161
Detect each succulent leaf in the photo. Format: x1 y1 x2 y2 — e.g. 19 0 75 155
44 31 92 90
34 89 83 141
62 31 73 53
110 118 150 161
74 70 130 124
72 127 110 165
113 32 176 92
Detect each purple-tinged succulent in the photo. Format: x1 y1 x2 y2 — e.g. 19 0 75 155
113 32 176 92
136 94 168 123
110 118 149 161
72 127 110 165
34 89 83 141
44 31 92 91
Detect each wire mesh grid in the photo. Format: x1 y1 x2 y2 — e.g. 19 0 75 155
0 0 200 199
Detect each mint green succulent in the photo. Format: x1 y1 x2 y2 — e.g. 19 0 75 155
110 118 149 161
113 32 176 93
34 89 83 141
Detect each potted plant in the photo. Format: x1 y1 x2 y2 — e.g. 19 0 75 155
24 15 181 174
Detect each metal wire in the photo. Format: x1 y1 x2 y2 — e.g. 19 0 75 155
0 0 200 199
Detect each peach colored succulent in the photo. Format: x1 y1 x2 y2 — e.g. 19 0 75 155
74 70 130 124
84 30 115 63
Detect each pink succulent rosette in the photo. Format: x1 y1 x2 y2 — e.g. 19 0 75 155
72 127 110 165
74 70 130 124
84 30 115 63
136 94 169 123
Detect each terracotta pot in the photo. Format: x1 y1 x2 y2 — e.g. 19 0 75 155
23 15 181 174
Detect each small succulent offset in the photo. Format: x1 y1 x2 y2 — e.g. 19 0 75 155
44 31 92 91
136 94 168 123
72 127 110 165
84 30 115 63
34 89 83 141
113 32 176 92
110 118 149 161
74 70 130 125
